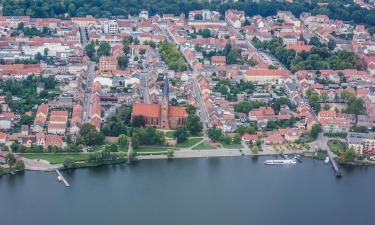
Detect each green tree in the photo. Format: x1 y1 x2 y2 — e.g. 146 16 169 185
97 42 111 57
327 39 336 51
118 55 129 69
167 149 174 158
20 114 33 125
310 124 321 140
106 143 118 152
208 126 222 142
84 43 95 59
186 114 203 135
117 134 128 147
128 151 137 162
63 157 75 168
185 105 196 115
15 160 25 171
5 154 16 168
233 134 242 144
78 123 105 146
251 145 259 154
174 127 189 143
132 115 145 127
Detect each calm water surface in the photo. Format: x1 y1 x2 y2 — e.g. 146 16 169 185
1 156 374 225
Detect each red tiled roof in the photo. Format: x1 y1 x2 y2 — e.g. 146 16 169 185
132 103 161 118
168 106 188 118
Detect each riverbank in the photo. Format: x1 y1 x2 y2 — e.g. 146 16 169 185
17 147 375 174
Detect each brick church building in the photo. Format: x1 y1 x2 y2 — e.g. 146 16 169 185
131 77 188 129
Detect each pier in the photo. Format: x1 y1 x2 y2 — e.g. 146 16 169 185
56 169 70 187
327 150 342 177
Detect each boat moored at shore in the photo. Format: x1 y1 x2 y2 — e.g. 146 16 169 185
264 159 297 165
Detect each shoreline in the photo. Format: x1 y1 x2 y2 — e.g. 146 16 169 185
4 149 373 176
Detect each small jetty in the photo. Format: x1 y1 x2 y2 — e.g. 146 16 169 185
327 150 342 178
55 169 70 187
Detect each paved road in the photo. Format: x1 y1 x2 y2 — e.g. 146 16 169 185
83 62 96 122
79 26 89 47
140 72 150 103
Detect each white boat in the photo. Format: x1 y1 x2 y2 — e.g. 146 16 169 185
57 175 62 182
264 159 297 165
324 157 330 164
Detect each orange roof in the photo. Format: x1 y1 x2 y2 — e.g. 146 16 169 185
49 116 67 122
132 103 161 118
48 123 66 129
0 131 6 140
36 103 49 115
50 110 68 117
168 106 188 118
246 69 289 77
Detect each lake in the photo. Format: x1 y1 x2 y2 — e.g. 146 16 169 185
1 156 374 225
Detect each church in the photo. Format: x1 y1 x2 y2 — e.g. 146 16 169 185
131 76 188 129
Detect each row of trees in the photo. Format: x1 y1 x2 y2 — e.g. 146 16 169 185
5 0 375 30
131 127 165 148
2 0 310 19
253 37 363 72
84 41 111 62
12 22 54 37
158 41 188 72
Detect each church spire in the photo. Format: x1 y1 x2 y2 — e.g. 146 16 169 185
162 74 169 97
160 74 170 129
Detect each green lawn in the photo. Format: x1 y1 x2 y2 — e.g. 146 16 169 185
165 131 175 138
23 153 90 164
93 141 128 152
220 142 243 149
327 140 347 155
175 138 204 148
135 146 175 152
192 142 216 150
190 132 203 137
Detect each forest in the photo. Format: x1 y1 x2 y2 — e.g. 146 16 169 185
4 0 375 29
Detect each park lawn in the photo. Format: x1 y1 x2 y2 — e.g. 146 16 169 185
192 142 216 150
220 142 243 149
93 141 128 152
327 140 347 155
190 132 204 137
175 137 203 148
23 153 90 164
165 131 175 138
135 146 175 152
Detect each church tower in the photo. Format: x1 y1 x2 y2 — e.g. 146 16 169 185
160 75 170 129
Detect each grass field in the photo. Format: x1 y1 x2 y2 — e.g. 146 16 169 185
165 131 175 138
220 142 243 149
93 141 128 152
192 142 216 150
135 146 175 152
175 138 203 148
23 153 90 164
327 140 347 155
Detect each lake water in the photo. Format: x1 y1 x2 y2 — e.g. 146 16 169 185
1 156 374 225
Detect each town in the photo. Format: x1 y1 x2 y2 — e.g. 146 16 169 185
1 1 375 175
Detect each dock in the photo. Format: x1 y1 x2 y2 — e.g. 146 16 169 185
56 169 70 187
327 150 342 177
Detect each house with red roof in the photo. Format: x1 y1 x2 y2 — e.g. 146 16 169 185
245 69 289 83
264 133 285 145
249 107 275 123
242 133 258 144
